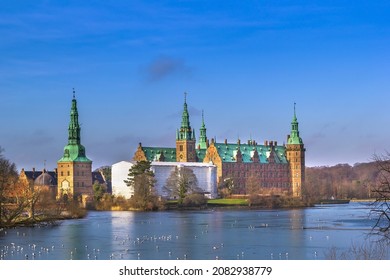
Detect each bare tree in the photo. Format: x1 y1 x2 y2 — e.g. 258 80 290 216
218 177 235 198
368 152 390 241
246 174 261 206
164 166 199 205
325 241 387 260
0 148 19 226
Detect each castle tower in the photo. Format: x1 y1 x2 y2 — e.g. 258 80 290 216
176 93 197 162
198 110 208 149
286 103 305 197
57 90 92 202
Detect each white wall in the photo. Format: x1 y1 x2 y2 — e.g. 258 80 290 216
111 161 134 199
111 161 217 199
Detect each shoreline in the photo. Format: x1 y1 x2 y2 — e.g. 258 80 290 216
2 199 376 228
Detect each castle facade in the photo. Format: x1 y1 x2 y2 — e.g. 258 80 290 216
133 95 305 197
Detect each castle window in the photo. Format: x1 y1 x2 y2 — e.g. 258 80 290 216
67 171 70 176
180 145 183 152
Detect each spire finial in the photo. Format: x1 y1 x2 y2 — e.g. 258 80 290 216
292 102 298 122
288 101 302 144
73 88 76 99
184 92 187 103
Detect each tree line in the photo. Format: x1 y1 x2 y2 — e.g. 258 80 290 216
303 162 380 201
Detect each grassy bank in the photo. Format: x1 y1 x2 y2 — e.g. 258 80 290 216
165 197 310 209
207 198 248 207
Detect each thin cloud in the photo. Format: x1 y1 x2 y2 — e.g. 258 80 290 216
16 130 56 146
143 56 192 82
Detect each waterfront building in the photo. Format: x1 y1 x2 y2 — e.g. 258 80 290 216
133 95 305 197
19 168 107 199
19 168 57 199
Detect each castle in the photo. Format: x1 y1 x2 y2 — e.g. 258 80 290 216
20 91 304 201
133 94 305 197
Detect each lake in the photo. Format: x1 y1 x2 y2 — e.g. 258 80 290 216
0 202 386 260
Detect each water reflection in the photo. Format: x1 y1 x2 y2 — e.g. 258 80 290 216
0 202 385 260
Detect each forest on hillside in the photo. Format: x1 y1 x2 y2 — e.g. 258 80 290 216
304 161 381 200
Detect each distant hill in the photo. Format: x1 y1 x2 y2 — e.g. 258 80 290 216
305 161 381 200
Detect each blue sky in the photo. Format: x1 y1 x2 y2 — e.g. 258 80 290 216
1 0 389 171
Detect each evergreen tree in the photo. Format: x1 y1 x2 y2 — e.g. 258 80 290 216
124 161 158 210
93 181 107 202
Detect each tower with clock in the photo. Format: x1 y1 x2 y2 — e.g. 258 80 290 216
176 93 197 162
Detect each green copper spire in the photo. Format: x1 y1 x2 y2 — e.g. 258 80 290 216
58 90 91 163
288 102 303 145
198 110 208 149
181 92 190 129
177 92 195 140
68 89 81 145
